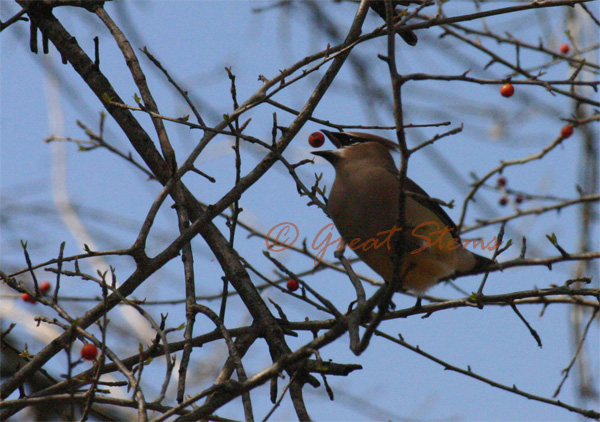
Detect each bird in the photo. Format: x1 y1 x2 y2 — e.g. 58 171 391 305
312 130 493 293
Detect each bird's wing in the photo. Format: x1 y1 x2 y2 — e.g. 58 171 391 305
402 177 461 240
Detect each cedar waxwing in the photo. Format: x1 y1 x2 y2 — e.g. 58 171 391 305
312 130 493 292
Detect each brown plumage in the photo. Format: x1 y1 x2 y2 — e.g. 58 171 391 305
312 130 492 292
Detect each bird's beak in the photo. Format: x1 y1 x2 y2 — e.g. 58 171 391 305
320 129 346 148
311 150 338 164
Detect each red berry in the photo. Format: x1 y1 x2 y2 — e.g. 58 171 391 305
81 344 98 361
500 83 515 98
21 293 36 304
286 278 299 291
497 176 507 187
40 281 51 293
515 194 524 204
499 197 508 206
561 125 574 138
308 132 325 148
559 43 570 54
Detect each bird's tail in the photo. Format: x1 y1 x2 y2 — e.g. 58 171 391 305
471 253 495 272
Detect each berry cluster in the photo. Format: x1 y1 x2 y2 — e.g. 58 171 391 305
499 45 569 98
497 176 524 207
20 281 52 304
